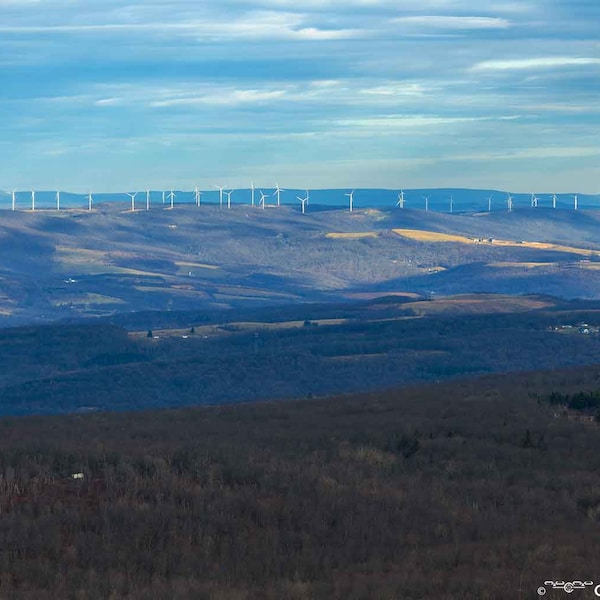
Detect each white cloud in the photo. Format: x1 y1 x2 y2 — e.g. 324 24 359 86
473 57 600 71
392 15 511 29
150 89 287 107
335 114 491 129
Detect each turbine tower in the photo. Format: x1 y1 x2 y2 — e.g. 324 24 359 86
251 181 255 206
297 192 309 214
31 189 35 211
214 185 225 209
572 194 578 210
146 190 151 210
127 192 138 212
168 190 175 209
507 193 513 211
56 190 61 211
449 195 454 213
345 190 355 213
12 190 16 211
422 195 429 212
225 189 234 209
87 191 93 211
194 186 201 207
552 193 557 209
486 195 493 212
162 191 166 204
396 190 405 209
272 183 285 207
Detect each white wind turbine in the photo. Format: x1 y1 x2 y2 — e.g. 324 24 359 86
87 191 93 211
272 183 285 207
12 190 16 211
56 190 61 211
258 190 267 210
162 191 166 205
422 195 429 212
146 190 151 210
31 189 35 211
552 193 557 209
194 186 201 207
572 194 578 210
396 190 405 209
530 192 538 208
168 189 175 209
251 181 255 206
449 195 454 213
126 192 138 212
214 185 226 209
507 193 513 211
297 191 309 214
225 189 234 209
486 195 493 212
345 190 355 213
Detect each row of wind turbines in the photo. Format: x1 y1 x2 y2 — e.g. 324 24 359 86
0 183 298 213
0 186 586 214
403 191 581 212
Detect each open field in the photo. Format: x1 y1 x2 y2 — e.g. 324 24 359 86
393 227 599 257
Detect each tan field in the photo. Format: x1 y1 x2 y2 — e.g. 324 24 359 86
392 228 599 257
326 232 378 239
405 294 556 315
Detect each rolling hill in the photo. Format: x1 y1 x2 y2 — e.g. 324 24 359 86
1 203 600 327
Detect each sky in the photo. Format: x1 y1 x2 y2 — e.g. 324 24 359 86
0 0 599 193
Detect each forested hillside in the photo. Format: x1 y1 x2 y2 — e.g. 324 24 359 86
4 295 600 415
1 366 600 598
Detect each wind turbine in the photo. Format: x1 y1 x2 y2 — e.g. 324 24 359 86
258 190 267 210
31 190 35 211
345 190 355 213
194 186 201 207
251 181 255 206
214 185 225 209
146 190 151 210
486 195 493 212
87 191 93 211
507 193 513 211
552 193 557 209
449 195 454 213
225 189 234 209
422 195 429 212
162 191 166 205
272 183 285 207
396 190 405 209
126 192 138 212
572 194 578 210
530 192 538 208
11 190 16 211
56 190 61 211
168 190 175 209
297 192 309 214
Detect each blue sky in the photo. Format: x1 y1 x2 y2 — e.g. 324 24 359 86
0 0 598 193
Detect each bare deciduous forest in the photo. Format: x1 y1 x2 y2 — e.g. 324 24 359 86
1 366 600 598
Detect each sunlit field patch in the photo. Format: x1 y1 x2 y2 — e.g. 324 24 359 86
393 229 598 257
325 232 379 239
